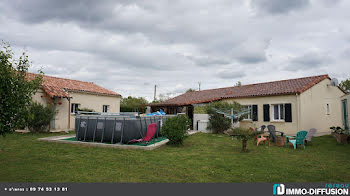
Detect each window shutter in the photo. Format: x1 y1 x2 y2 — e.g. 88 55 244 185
285 103 292 122
252 105 258 121
263 104 270 122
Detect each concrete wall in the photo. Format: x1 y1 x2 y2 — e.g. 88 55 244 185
32 89 121 130
299 79 345 134
193 114 211 132
225 95 299 135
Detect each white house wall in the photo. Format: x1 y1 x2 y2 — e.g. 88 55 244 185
299 79 345 135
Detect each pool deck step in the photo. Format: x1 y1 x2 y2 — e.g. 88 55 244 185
38 135 169 151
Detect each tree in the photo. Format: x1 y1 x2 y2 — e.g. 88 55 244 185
120 96 148 112
235 81 242 86
205 101 244 134
339 79 350 93
158 93 171 102
0 42 42 136
230 127 256 152
186 88 196 93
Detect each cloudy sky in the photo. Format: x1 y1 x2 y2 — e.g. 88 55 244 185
1 0 350 101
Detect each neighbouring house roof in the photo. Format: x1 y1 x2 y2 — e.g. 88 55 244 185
27 73 120 98
150 74 333 107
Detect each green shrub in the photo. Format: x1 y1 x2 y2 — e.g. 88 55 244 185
207 110 231 134
161 115 190 145
205 101 244 134
26 102 56 132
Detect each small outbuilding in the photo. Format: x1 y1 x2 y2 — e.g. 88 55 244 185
29 73 121 131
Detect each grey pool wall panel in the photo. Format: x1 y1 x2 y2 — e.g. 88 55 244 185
75 115 173 144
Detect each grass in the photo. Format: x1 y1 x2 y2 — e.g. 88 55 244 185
0 132 350 182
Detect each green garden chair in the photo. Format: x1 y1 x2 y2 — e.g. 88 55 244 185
286 130 308 150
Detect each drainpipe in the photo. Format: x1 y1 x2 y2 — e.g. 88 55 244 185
48 97 53 130
296 93 301 131
68 98 71 130
51 98 56 129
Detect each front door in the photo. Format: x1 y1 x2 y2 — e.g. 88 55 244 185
342 99 349 130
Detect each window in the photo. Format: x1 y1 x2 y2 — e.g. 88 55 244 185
71 103 80 114
264 103 292 122
272 104 284 121
243 105 253 120
103 105 110 113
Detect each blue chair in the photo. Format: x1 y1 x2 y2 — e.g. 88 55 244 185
286 130 308 150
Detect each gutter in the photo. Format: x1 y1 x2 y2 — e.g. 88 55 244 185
296 93 301 131
68 98 71 129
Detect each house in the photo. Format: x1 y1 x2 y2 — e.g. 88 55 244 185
149 74 346 135
341 94 349 130
29 73 121 130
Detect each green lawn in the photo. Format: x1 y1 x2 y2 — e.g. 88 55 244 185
0 132 350 182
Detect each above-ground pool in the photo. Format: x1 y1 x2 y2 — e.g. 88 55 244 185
75 114 174 144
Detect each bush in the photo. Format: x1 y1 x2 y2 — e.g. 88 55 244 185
161 115 190 145
26 102 56 132
207 110 231 134
205 101 244 134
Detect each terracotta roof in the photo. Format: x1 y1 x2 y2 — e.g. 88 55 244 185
150 87 233 106
150 74 331 106
27 73 120 98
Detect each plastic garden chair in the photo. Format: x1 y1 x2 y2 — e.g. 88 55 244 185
256 134 269 146
267 125 284 142
128 123 157 144
305 128 317 145
286 130 308 150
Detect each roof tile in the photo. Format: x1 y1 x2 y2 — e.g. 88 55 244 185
27 73 120 98
150 74 330 106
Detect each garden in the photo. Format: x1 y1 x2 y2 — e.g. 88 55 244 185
1 131 350 182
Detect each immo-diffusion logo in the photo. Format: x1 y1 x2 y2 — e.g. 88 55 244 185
273 184 349 195
273 184 285 195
